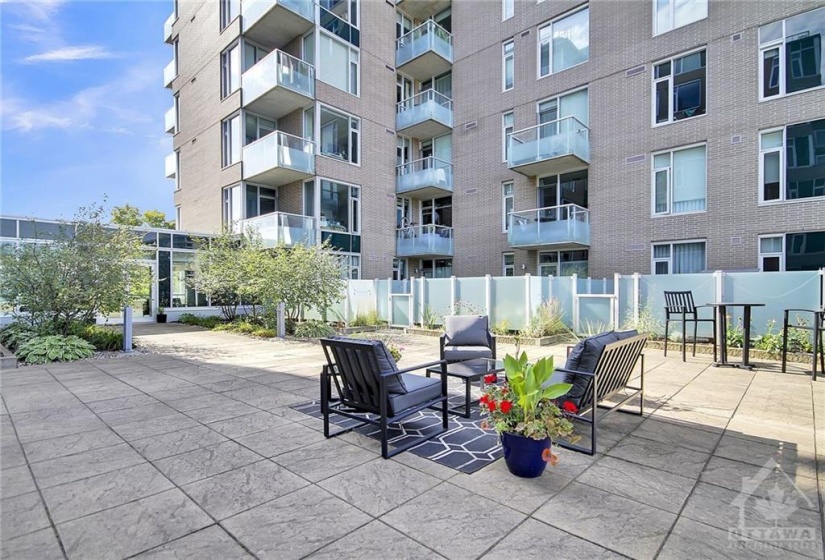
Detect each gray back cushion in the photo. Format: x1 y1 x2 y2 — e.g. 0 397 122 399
562 329 639 404
332 337 406 394
445 315 489 347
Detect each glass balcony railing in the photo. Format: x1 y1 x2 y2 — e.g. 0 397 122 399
243 131 315 186
396 224 454 257
165 153 177 179
163 60 176 88
508 116 590 175
164 106 177 134
242 50 314 115
396 20 452 69
396 157 453 195
239 212 316 248
508 204 590 249
396 90 453 135
320 6 359 47
164 12 175 43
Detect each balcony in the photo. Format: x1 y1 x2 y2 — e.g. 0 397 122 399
238 212 316 248
396 90 453 138
396 224 454 258
242 51 314 119
508 116 590 177
242 0 315 49
394 0 451 21
507 205 590 250
396 157 453 197
164 12 176 43
163 60 176 88
243 131 315 188
165 153 177 179
164 105 177 134
396 20 452 81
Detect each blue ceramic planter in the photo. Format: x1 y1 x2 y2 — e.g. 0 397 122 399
501 432 551 478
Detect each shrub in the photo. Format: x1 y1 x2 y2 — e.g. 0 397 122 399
350 308 381 327
79 325 123 351
622 304 664 337
16 335 95 364
178 313 223 329
726 317 744 349
252 328 277 338
233 321 258 334
0 323 37 352
294 320 335 338
520 300 569 338
491 319 510 336
421 306 439 330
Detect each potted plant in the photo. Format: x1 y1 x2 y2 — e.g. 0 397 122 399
479 352 579 478
156 306 167 324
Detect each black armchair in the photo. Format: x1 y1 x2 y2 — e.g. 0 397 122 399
781 307 824 381
320 337 448 458
439 315 496 363
664 291 717 362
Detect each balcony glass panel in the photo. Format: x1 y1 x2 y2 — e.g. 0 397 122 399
243 50 315 102
164 106 177 133
508 116 590 168
396 90 453 131
508 204 590 248
396 157 453 195
396 20 453 67
320 7 359 47
164 12 175 42
163 60 176 87
396 224 454 257
165 153 177 178
242 0 314 29
239 212 316 247
243 131 315 178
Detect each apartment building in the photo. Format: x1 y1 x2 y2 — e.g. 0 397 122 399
164 0 825 280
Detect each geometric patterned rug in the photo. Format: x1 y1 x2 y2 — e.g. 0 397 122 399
291 399 502 474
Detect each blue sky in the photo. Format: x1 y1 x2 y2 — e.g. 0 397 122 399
1 0 176 221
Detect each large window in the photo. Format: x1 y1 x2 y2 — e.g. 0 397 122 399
652 241 706 274
220 0 239 29
652 144 706 215
654 0 707 36
318 33 359 95
503 253 515 276
503 40 514 91
538 170 589 213
538 7 589 77
245 184 277 219
320 179 360 234
502 181 514 232
222 184 242 226
502 0 513 21
422 196 452 227
221 43 240 97
759 232 825 271
653 49 706 125
502 111 514 162
538 250 588 277
760 118 825 203
244 42 269 71
759 6 825 100
244 114 276 145
222 114 241 167
319 106 360 164
421 259 452 278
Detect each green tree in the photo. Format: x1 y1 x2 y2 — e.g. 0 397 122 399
142 210 176 229
111 204 142 227
0 204 145 334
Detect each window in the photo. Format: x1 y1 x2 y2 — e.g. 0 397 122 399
318 33 359 95
303 179 315 218
303 32 315 65
422 196 452 227
538 7 589 77
173 93 180 134
537 88 589 128
759 232 825 271
652 144 706 215
340 254 361 279
222 184 242 226
175 206 181 230
759 6 825 99
758 235 784 271
502 0 513 21
502 112 514 162
652 241 706 274
173 150 180 191
653 49 706 125
244 42 269 71
393 258 407 281
503 253 515 276
221 43 240 97
503 40 514 90
538 250 589 276
220 0 239 29
222 114 241 166
538 170 589 215
654 0 707 36
320 179 360 234
760 118 825 203
502 181 514 232
319 106 360 164
396 12 412 39
421 259 452 278
245 185 278 218
244 113 276 145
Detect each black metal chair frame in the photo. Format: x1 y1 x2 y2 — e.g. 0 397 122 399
320 338 449 459
553 334 648 456
781 308 824 382
663 291 717 362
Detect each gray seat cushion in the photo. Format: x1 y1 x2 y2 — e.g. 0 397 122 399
443 345 494 362
331 337 406 393
444 316 490 346
388 374 442 416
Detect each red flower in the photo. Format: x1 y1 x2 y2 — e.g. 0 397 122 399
487 400 497 412
484 374 497 384
562 401 578 414
500 400 513 413
479 395 488 405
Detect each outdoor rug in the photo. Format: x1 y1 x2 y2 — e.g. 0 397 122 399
291 397 502 474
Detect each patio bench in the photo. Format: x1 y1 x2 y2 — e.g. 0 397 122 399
548 330 648 455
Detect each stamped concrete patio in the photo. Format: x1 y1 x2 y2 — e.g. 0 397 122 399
1 324 823 559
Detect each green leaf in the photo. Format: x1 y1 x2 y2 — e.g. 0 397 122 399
542 382 573 400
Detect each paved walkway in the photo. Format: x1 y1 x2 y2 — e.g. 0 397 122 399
1 324 823 559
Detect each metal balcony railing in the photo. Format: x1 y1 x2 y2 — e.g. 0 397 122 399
508 204 590 248
396 89 453 133
396 20 452 68
243 131 315 183
396 157 453 195
163 60 176 88
164 106 177 134
239 212 316 247
243 50 315 105
508 116 590 171
396 224 454 257
164 12 176 43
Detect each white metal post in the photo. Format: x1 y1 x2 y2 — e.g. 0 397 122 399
819 268 825 309
485 274 492 319
713 270 725 349
524 273 532 325
450 275 457 314
277 302 286 338
571 274 579 333
373 278 379 320
632 272 640 324
122 306 133 352
387 277 393 324
614 273 621 329
419 276 426 325
343 279 351 325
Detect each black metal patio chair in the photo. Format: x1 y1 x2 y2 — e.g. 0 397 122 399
320 337 449 459
782 306 824 381
664 290 717 362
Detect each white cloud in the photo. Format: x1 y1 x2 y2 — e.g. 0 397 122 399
23 45 121 63
2 0 67 21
